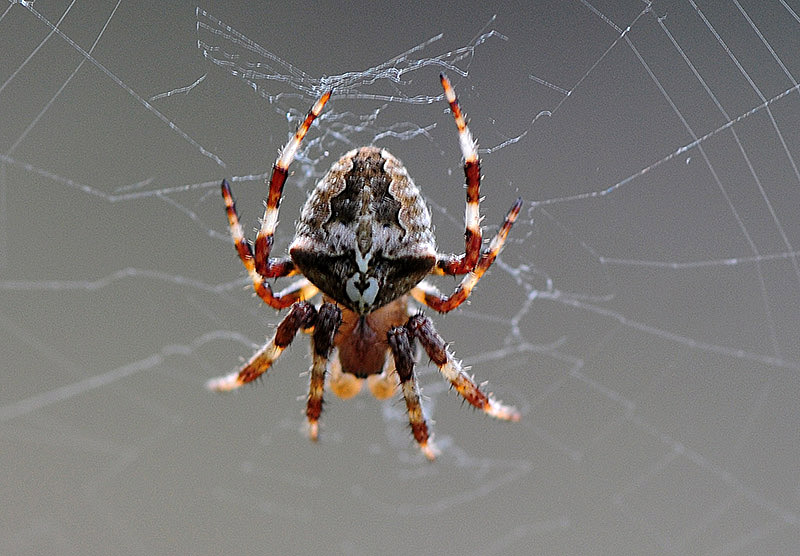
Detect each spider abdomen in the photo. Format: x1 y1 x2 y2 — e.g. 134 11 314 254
289 147 436 315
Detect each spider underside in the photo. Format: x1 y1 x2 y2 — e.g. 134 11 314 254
208 74 522 460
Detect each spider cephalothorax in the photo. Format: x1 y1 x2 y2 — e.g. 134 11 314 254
208 74 521 460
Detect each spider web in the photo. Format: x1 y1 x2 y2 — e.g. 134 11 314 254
2 0 800 554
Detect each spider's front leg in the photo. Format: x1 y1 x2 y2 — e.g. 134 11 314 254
221 179 297 309
305 302 342 441
388 325 439 461
412 197 522 313
406 313 520 421
253 90 331 277
206 301 317 391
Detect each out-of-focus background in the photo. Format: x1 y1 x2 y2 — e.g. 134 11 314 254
3 1 800 554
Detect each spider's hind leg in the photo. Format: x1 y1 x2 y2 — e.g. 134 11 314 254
413 197 522 313
435 73 483 276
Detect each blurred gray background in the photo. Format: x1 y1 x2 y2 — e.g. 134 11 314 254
2 1 800 554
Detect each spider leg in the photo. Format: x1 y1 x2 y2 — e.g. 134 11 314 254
306 302 342 441
409 280 439 307
220 89 331 309
206 301 317 391
414 197 522 313
221 179 299 309
254 91 331 277
435 73 484 276
275 277 319 302
406 313 520 421
388 325 438 461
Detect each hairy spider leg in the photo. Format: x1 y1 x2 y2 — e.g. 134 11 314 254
306 303 342 441
206 301 317 391
221 180 299 309
254 91 332 277
412 197 523 313
406 314 520 421
220 90 331 309
435 73 484 276
388 326 439 461
275 277 319 302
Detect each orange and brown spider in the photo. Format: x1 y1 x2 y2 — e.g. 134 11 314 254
207 74 522 460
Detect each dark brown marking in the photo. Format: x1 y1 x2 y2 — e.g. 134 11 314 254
313 303 342 356
254 165 289 275
464 161 481 203
327 150 401 228
266 165 288 211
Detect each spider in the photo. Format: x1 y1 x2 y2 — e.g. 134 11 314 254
207 74 522 460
